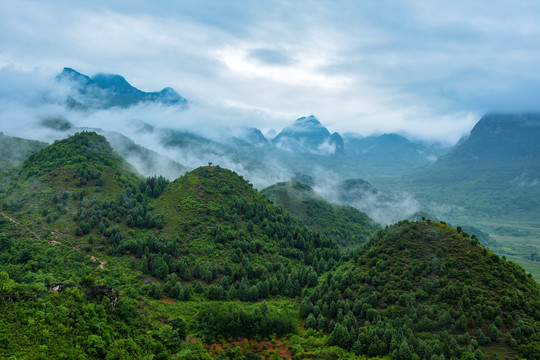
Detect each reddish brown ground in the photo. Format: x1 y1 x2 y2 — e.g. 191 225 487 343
205 337 293 359
160 298 176 304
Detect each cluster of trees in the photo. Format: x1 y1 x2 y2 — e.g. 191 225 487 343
195 303 297 340
72 177 165 239
140 175 169 198
73 166 104 187
300 220 540 359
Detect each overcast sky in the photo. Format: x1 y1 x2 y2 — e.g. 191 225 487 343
1 0 540 144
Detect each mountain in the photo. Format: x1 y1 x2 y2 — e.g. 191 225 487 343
407 113 540 219
272 115 344 155
302 220 540 359
261 181 380 247
343 133 445 176
57 67 187 109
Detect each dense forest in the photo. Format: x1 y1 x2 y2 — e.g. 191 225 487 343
0 132 538 359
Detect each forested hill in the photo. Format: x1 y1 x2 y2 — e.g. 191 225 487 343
0 132 341 359
261 181 380 247
0 132 538 359
302 220 540 359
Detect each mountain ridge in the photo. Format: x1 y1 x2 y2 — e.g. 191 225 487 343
57 67 187 109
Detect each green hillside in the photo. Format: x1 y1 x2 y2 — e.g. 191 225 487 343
0 132 341 359
261 181 380 247
0 132 46 172
302 220 540 359
406 113 540 220
0 132 538 359
150 167 343 300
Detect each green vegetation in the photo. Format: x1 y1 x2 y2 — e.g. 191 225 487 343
0 131 46 172
0 132 538 359
262 181 380 247
301 220 540 359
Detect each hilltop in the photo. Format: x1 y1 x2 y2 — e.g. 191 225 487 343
302 220 540 359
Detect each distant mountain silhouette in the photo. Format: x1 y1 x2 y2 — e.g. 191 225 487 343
272 115 344 155
57 67 187 109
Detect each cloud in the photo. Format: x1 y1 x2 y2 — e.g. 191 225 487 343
2 0 540 144
247 48 293 66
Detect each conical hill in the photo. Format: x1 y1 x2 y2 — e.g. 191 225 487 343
302 220 540 359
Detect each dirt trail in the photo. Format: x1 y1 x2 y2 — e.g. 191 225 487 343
1 211 41 240
1 211 106 270
88 255 106 269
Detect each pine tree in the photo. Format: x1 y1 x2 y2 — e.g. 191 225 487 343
304 313 316 329
489 323 498 342
329 323 350 349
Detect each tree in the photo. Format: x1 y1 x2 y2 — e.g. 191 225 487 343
141 255 149 273
488 323 498 342
304 313 316 329
85 335 106 357
329 323 350 349
194 281 204 294
148 283 162 299
316 314 328 331
505 333 516 348
307 269 318 288
169 317 187 341
396 340 413 360
0 272 12 297
477 329 488 345
151 256 169 280
457 314 468 331
352 340 363 356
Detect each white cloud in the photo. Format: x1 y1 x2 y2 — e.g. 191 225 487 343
1 0 540 144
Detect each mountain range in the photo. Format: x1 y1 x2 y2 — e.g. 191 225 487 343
2 69 540 356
